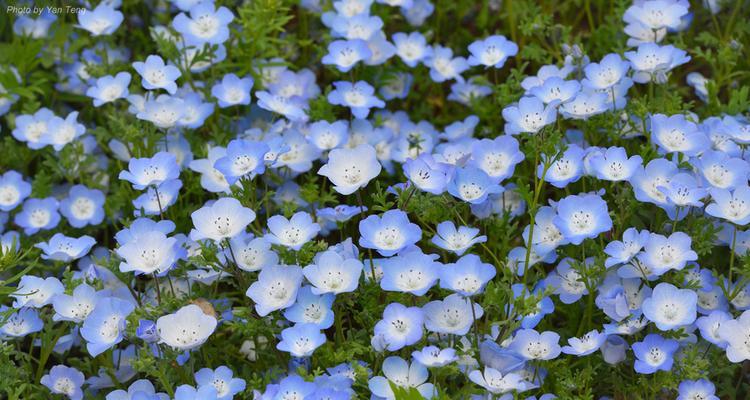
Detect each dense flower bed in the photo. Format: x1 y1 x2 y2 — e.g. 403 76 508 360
1 0 750 399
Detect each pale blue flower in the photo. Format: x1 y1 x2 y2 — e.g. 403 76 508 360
467 35 518 68
132 55 181 94
374 302 424 351
41 365 85 400
359 209 422 256
277 323 327 357
632 334 678 374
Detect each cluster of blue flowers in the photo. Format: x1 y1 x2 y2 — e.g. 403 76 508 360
1 0 748 398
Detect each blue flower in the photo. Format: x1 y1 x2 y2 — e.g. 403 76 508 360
546 258 588 304
447 165 504 204
105 379 169 400
559 91 609 120
224 234 278 272
424 45 469 82
118 152 180 190
718 310 750 362
190 197 256 242
449 77 493 105
402 153 452 195
392 32 432 67
561 329 607 356
368 356 434 400
78 3 123 36
0 307 43 338
0 170 31 212
12 275 64 308
693 150 749 190
633 231 698 278
303 249 363 294
604 227 650 268
650 114 709 156
467 35 518 68
255 91 309 121
133 94 184 128
623 0 689 31
581 53 630 90
132 179 183 216
12 108 56 150
277 323 327 357
59 185 105 228
502 97 557 135
529 76 581 104
322 39 372 72
439 254 495 296
14 197 61 235
317 205 365 222
86 72 131 107
431 222 487 256
52 283 101 323
423 293 482 335
80 297 135 356
195 366 246 400
380 249 439 295
156 304 217 351
132 55 181 94
284 286 335 329
468 367 525 395
641 282 697 331
588 146 643 182
469 135 525 182
359 209 422 256
116 228 181 275
173 384 218 400
214 139 269 184
179 92 215 128
36 233 96 262
540 144 585 188
327 80 385 119
135 319 159 343
706 185 750 225
172 1 234 45
189 146 232 193
308 120 349 151
696 310 731 348
246 265 304 316
330 13 384 40
266 212 320 250
657 172 706 211
510 283 555 329
411 346 457 367
677 379 718 400
41 365 85 400
318 144 382 195
629 157 678 210
380 72 413 100
41 111 86 151
553 193 613 245
632 334 679 374
211 74 254 108
625 43 690 83
374 302 424 351
509 329 561 360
